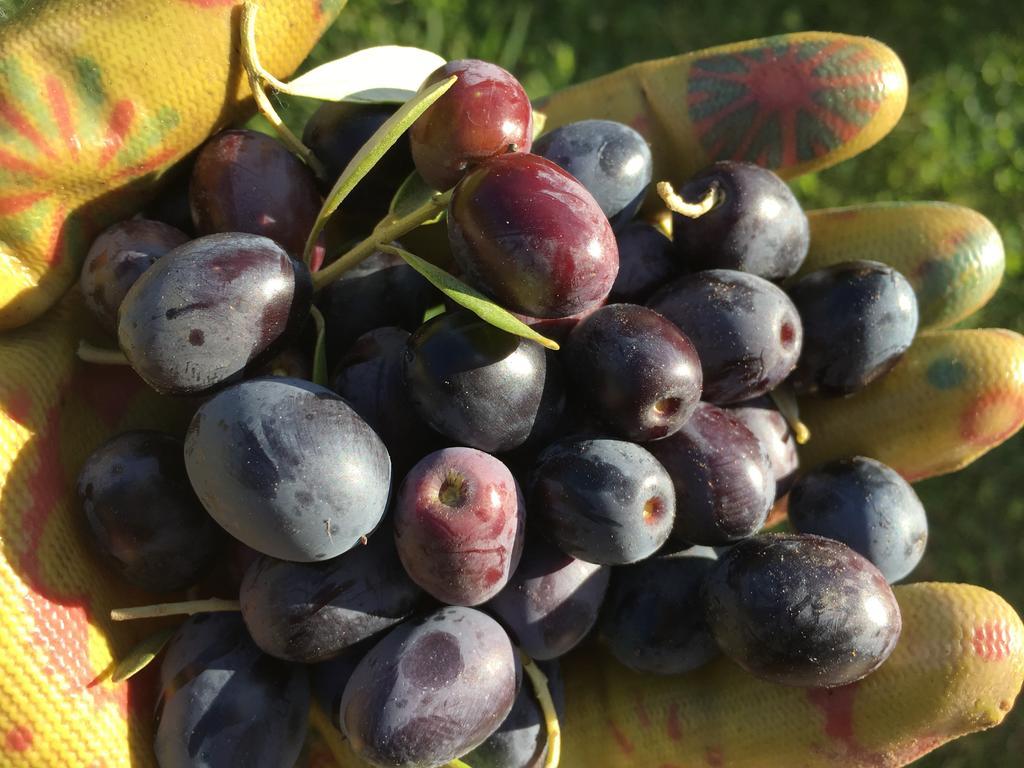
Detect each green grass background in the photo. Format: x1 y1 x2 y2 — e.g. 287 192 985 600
1 0 1021 765
306 3 1023 767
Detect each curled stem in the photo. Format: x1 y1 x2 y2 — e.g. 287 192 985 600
77 341 129 365
241 3 326 180
770 385 811 445
110 598 241 622
520 650 561 768
657 180 718 219
311 189 453 291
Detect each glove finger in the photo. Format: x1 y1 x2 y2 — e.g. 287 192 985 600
0 287 194 767
797 328 1024 481
561 582 1023 768
537 32 908 187
800 202 1005 331
0 0 339 332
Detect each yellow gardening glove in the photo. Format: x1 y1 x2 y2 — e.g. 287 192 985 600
0 18 1021 768
0 0 345 331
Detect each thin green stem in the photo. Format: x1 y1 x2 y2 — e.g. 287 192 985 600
520 650 561 768
447 760 473 768
241 3 326 180
77 341 129 365
312 189 452 291
110 598 241 622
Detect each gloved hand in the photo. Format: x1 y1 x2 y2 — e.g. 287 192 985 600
0 14 1021 768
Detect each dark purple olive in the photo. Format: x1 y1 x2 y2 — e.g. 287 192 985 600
448 153 619 319
76 430 223 592
340 606 521 768
530 437 675 564
410 59 533 191
598 546 720 674
788 456 928 583
488 535 610 660
317 247 439 370
788 260 919 396
403 310 565 453
117 233 312 395
80 219 189 335
672 161 809 280
646 402 773 545
564 304 702 441
189 129 322 262
155 612 309 768
648 269 802 404
702 534 902 687
184 378 391 562
609 221 680 303
303 101 415 220
240 533 423 663
727 396 799 500
332 327 440 478
532 119 652 229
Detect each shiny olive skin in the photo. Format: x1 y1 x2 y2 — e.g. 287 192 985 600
530 438 676 565
303 100 415 221
184 378 391 562
332 326 440 479
609 222 680 304
564 304 702 441
672 161 809 280
239 533 424 663
394 447 526 606
702 534 902 687
646 402 773 546
487 535 610 660
317 247 439 371
727 396 799 500
76 430 223 593
788 456 928 583
80 219 189 335
341 607 521 768
155 612 310 768
403 311 566 453
599 546 720 675
648 269 802 404
532 119 652 228
117 233 312 396
448 153 619 319
189 129 322 261
788 260 919 397
410 59 533 191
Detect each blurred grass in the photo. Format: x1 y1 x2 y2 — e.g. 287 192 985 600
305 2 1024 767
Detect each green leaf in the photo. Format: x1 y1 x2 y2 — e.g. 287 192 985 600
310 306 328 387
378 244 559 351
111 627 176 683
303 74 458 266
388 171 447 225
282 46 446 103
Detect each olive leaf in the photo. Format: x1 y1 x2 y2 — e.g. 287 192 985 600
388 171 446 225
110 627 176 683
302 74 458 266
310 305 328 387
378 244 559 351
280 46 446 103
